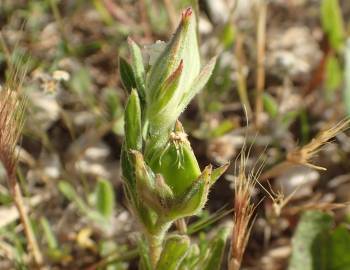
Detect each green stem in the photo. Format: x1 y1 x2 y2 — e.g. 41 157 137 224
148 232 165 267
147 220 171 267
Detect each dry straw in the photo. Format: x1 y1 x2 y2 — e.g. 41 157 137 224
0 59 43 266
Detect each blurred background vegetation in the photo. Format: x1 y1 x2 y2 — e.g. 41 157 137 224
1 0 350 269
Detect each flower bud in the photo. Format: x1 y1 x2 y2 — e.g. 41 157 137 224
149 123 200 196
145 8 202 133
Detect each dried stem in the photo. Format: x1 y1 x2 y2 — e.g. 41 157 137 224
10 177 44 267
0 60 43 267
255 0 267 128
235 33 252 117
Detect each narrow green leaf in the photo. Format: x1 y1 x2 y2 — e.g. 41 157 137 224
128 38 146 101
263 93 278 118
125 89 142 151
40 217 58 250
96 179 115 219
58 180 77 201
325 55 342 95
156 235 190 270
119 57 137 92
187 207 233 235
288 211 333 270
321 0 345 51
202 227 230 270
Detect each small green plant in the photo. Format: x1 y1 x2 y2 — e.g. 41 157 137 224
120 7 228 268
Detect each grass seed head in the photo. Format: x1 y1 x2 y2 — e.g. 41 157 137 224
0 63 27 180
287 118 350 170
229 149 258 270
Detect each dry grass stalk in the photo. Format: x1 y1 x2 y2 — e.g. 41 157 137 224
0 61 43 267
235 33 252 118
255 0 267 128
228 150 258 270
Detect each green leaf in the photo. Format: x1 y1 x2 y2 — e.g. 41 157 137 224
124 89 142 151
219 23 235 49
325 55 342 95
263 93 278 118
128 38 146 101
288 211 333 270
321 0 345 51
156 235 190 270
119 57 137 92
202 227 230 270
40 217 58 250
96 179 115 219
327 226 350 269
58 180 78 201
209 120 236 138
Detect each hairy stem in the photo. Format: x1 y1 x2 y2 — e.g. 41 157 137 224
148 232 164 267
147 220 171 267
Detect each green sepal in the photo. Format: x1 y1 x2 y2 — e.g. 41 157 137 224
125 89 142 151
156 235 190 270
148 60 184 130
154 174 174 208
146 8 200 112
176 56 217 115
167 165 212 220
210 163 229 185
119 56 137 92
150 135 201 197
128 38 146 101
132 150 174 214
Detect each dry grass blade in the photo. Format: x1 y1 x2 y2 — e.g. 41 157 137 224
287 118 350 170
229 148 259 270
0 56 43 267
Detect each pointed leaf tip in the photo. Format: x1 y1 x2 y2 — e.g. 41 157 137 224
182 7 193 22
211 163 230 185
